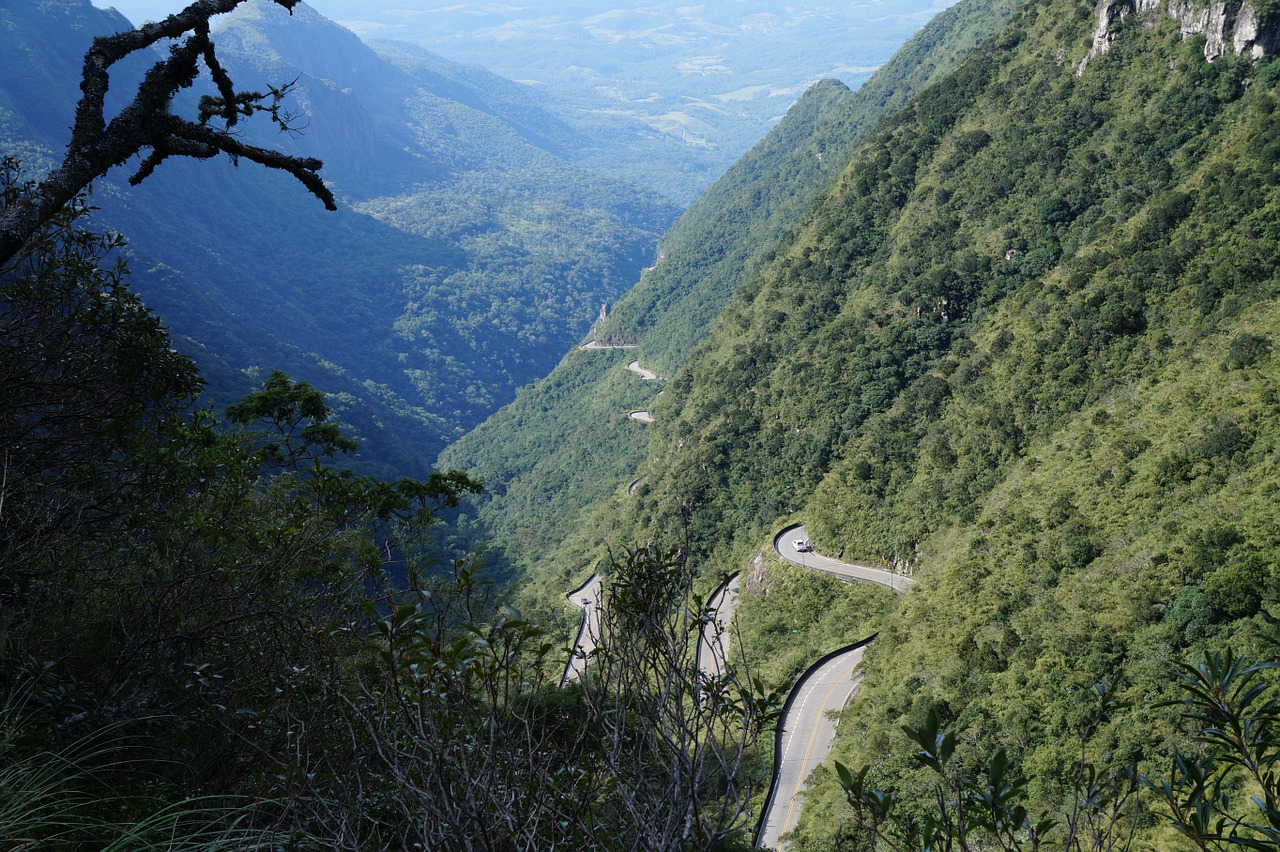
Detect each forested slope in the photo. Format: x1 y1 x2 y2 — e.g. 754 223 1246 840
438 0 1023 609
9 0 1280 845
0 0 676 474
590 0 1280 844
595 0 1027 375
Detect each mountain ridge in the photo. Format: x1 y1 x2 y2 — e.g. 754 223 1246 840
437 0 1027 619
0 0 677 475
599 0 1280 843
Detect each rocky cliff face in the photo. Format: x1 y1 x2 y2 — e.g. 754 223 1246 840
1078 0 1278 72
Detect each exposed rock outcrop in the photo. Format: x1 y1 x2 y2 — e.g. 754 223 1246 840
1078 0 1277 73
744 551 768 595
1230 1 1272 58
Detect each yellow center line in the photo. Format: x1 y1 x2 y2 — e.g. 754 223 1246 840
778 656 863 841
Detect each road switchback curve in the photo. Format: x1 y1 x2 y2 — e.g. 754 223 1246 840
756 638 874 849
695 573 742 681
756 525 913 849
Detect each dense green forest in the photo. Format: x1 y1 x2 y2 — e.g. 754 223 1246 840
439 0 1025 627
453 0 1280 844
0 0 677 475
541 0 1280 845
0 21 770 840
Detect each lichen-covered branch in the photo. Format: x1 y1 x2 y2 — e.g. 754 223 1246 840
0 0 335 271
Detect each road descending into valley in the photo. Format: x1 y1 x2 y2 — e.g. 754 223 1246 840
627 360 661 380
696 573 742 680
774 525 914 591
560 528 910 845
756 641 871 849
626 359 661 421
579 345 661 421
563 570 740 685
579 340 638 350
572 344 912 849
755 526 913 849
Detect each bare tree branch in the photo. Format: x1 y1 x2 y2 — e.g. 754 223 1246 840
0 0 335 271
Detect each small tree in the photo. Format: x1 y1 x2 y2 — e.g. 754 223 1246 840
1146 648 1280 850
0 157 203 640
0 0 335 270
280 561 609 850
579 545 780 851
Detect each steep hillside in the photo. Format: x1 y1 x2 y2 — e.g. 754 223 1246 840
596 0 1029 375
438 0 1024 616
0 0 676 474
588 0 1280 843
206 2 679 427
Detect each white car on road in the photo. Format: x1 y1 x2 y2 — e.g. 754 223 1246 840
793 539 812 552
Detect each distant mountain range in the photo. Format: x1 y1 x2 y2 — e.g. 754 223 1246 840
1 0 678 476
97 0 964 203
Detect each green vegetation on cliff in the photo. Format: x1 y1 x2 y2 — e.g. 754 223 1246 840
10 0 1280 846
597 0 1280 844
597 0 1027 375
438 0 1025 602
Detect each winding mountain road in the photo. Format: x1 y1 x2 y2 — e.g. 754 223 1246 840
774 525 914 592
756 526 912 850
563 351 906 846
757 642 871 850
562 570 741 685
627 360 662 380
560 526 911 846
580 340 638 350
625 360 661 421
561 573 603 686
565 345 906 844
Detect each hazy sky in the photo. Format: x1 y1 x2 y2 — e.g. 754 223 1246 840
93 0 348 25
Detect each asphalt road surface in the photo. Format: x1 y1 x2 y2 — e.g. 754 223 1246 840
774 524 914 591
757 644 868 849
627 360 661 380
580 340 637 350
559 518 908 848
757 525 913 849
561 573 603 686
696 573 742 680
564 568 739 686
628 410 655 423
